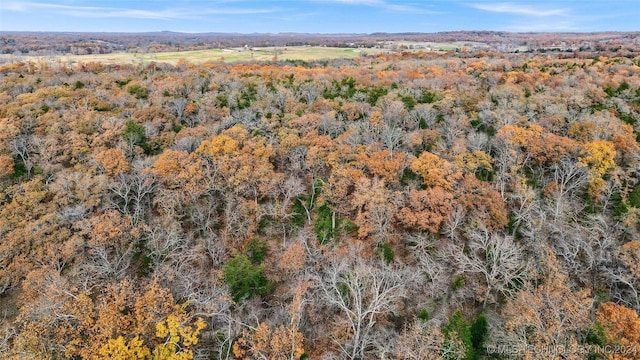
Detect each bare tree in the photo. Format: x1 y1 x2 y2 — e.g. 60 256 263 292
82 242 134 281
409 104 438 129
466 131 490 152
144 218 186 270
10 134 33 177
603 266 640 311
448 227 528 308
549 157 588 219
380 100 408 128
169 97 189 120
0 317 15 355
263 175 305 245
392 319 445 360
380 125 404 157
107 167 157 223
442 205 466 241
313 255 408 360
173 135 201 152
298 81 320 108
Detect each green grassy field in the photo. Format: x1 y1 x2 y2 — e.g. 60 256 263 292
4 46 393 65
0 41 475 66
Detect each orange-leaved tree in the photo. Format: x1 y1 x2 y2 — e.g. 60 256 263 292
596 302 640 360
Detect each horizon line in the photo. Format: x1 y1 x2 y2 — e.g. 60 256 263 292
1 30 638 35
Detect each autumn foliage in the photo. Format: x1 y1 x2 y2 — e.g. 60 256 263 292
0 40 640 359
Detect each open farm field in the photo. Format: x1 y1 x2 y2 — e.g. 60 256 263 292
1 46 393 65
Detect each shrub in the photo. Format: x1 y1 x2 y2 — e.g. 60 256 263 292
127 84 148 99
246 238 267 264
380 243 394 264
123 120 146 145
442 311 473 360
628 185 640 208
418 308 430 322
223 252 271 303
451 275 464 290
583 322 606 346
470 314 488 358
315 204 335 244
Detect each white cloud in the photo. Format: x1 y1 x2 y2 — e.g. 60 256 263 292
320 0 437 14
471 2 568 17
330 0 385 5
2 1 276 20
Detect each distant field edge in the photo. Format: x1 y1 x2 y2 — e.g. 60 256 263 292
0 46 402 65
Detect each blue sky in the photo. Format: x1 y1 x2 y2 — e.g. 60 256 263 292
1 1 638 33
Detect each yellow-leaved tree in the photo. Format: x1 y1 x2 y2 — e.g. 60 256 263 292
99 314 206 360
151 315 207 360
578 139 616 199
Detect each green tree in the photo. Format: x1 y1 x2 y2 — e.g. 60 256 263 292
128 84 148 99
123 120 147 146
223 252 271 302
442 311 473 360
470 314 488 359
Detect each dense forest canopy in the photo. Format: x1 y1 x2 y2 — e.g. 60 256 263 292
0 40 640 359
